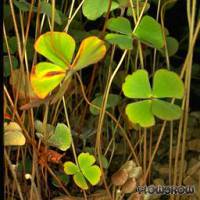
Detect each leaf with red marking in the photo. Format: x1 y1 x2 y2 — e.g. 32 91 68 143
72 36 106 70
31 62 65 99
34 32 75 69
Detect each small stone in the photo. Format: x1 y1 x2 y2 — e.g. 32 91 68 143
122 177 137 193
111 169 128 186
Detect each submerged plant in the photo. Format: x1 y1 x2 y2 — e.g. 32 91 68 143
122 69 184 127
31 32 106 99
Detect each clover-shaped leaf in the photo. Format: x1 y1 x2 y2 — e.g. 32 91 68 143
82 0 119 21
122 70 152 98
122 69 184 127
48 123 72 151
90 93 121 115
105 17 133 49
126 100 155 127
105 34 133 50
133 15 164 49
64 153 101 190
159 37 179 57
153 69 184 98
152 99 182 120
31 32 106 99
34 121 71 151
106 17 132 35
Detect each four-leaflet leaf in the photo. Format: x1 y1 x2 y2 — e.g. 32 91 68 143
122 69 184 127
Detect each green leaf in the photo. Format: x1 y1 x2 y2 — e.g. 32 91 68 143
63 153 101 190
160 37 179 57
4 122 26 146
82 165 101 185
133 15 164 49
48 123 72 151
72 36 106 70
78 153 96 169
82 0 119 21
99 155 109 169
26 38 35 61
90 94 121 115
31 62 65 99
73 171 88 190
152 99 182 120
105 33 133 49
52 172 69 187
4 56 18 77
35 32 75 69
117 0 129 7
3 36 18 54
64 162 80 175
125 100 155 127
78 153 101 186
34 120 55 136
17 158 32 174
122 69 152 98
69 29 91 43
106 17 132 35
14 0 37 12
14 1 66 24
4 4 11 19
40 2 66 25
153 69 184 99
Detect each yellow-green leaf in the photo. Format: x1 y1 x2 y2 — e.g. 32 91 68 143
153 69 184 99
31 62 65 99
48 123 72 151
122 70 152 98
73 172 88 190
82 165 101 186
64 162 79 175
105 33 133 49
72 36 106 70
34 32 75 69
152 99 182 120
78 152 96 169
125 100 155 127
133 15 164 49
